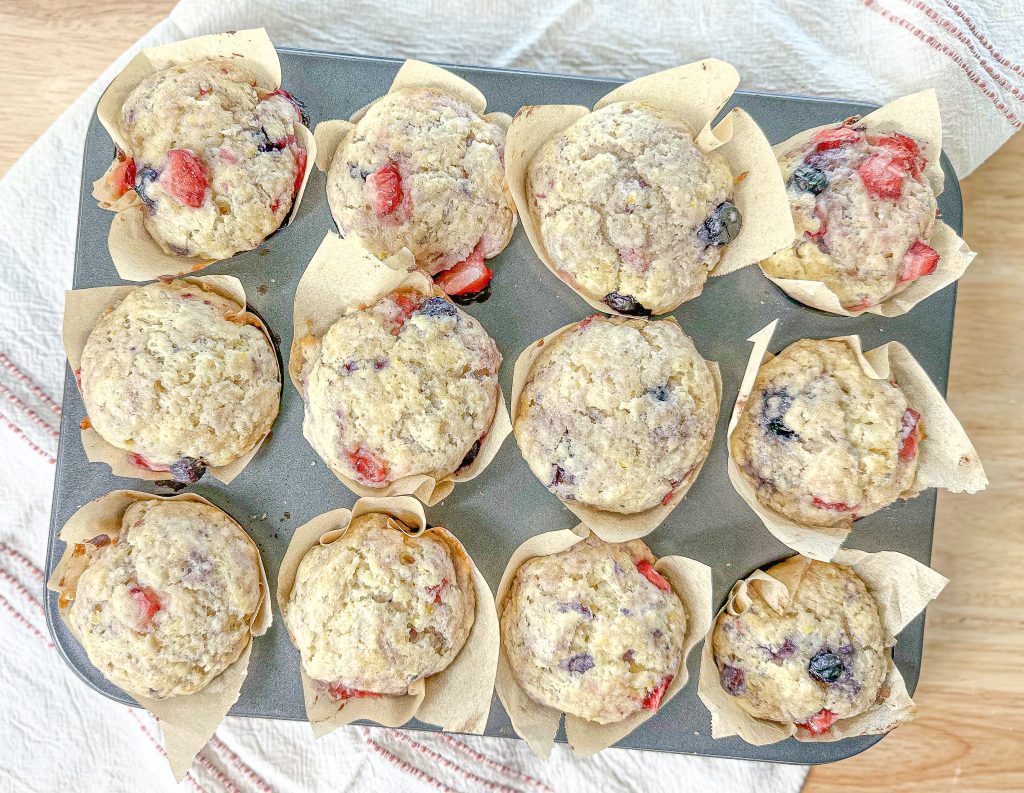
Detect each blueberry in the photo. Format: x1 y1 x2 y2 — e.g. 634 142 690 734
348 163 371 180
169 456 206 484
602 291 652 316
459 439 481 469
720 665 746 696
254 127 285 153
135 167 159 214
648 385 670 402
557 601 594 620
808 651 845 684
420 296 457 319
791 163 829 195
760 388 797 441
551 465 574 486
768 637 797 661
561 652 595 675
697 201 742 247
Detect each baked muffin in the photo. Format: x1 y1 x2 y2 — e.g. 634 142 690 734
298 290 500 487
284 512 475 697
66 499 262 699
761 119 939 311
730 339 921 527
527 101 738 315
712 558 887 736
326 87 515 293
79 279 280 482
115 59 306 260
501 535 685 724
514 316 717 513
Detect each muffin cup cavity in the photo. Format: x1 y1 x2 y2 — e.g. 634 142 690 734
47 490 271 780
727 320 987 560
759 90 975 317
510 316 722 540
698 549 947 744
63 275 280 484
91 28 317 281
290 233 512 506
504 59 794 316
276 497 499 737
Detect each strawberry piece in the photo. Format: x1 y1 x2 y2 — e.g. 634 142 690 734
642 675 673 712
127 453 169 473
435 244 493 296
813 125 862 152
293 149 308 197
109 157 136 198
128 586 161 628
636 559 671 592
812 497 853 512
805 203 829 243
367 160 403 216
326 683 382 701
577 315 599 332
425 578 449 605
898 407 921 462
845 298 874 312
347 444 389 484
898 240 940 283
160 149 209 208
858 153 907 200
873 132 926 177
270 88 305 121
387 290 421 334
799 708 838 736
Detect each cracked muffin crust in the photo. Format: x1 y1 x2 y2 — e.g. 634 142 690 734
284 512 475 697
730 339 921 527
514 316 718 514
326 87 515 289
527 101 738 315
760 119 939 311
115 59 306 260
67 499 262 699
712 558 887 736
299 290 501 488
501 535 685 724
79 279 280 483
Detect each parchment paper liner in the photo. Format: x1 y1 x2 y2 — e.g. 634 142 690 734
275 496 498 737
510 317 722 540
46 490 272 779
314 59 517 248
760 90 975 316
697 548 947 744
504 59 795 316
90 28 317 281
727 320 987 560
493 524 712 758
290 234 512 506
63 275 280 484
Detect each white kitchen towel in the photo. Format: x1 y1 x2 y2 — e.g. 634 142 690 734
1 0 1021 790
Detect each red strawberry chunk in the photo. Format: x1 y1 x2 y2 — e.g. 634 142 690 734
799 708 838 736
805 204 829 243
898 407 921 462
873 133 926 177
368 160 404 216
293 149 308 197
813 125 863 152
435 244 493 296
326 683 382 701
160 149 209 208
270 88 304 120
642 675 673 712
661 488 676 507
110 158 136 198
858 153 907 200
812 497 853 512
347 444 389 484
127 453 169 473
128 586 161 628
636 559 671 592
898 240 940 283
425 578 449 605
388 290 421 333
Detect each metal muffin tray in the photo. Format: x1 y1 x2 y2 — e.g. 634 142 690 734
46 48 962 765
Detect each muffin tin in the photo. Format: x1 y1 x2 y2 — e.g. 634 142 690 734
46 48 961 765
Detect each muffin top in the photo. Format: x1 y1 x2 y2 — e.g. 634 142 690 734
67 499 262 699
515 316 718 513
299 290 500 487
760 121 938 310
285 513 475 696
712 559 887 735
501 535 685 724
79 279 280 482
327 87 515 276
527 101 737 315
120 59 306 260
730 339 921 527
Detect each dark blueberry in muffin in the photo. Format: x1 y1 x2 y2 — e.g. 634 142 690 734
697 201 742 247
561 652 595 675
459 439 481 470
253 128 283 153
602 291 652 316
169 456 206 484
551 464 574 487
720 664 747 696
760 387 797 440
557 600 595 620
791 163 829 195
420 296 458 319
808 650 845 684
348 163 371 181
135 167 160 214
648 385 670 402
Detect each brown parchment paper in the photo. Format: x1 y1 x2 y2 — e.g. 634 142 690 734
275 497 499 737
697 548 947 744
504 59 795 316
726 320 987 560
493 524 712 758
760 89 975 317
62 275 279 484
509 317 722 540
290 233 512 506
91 28 317 281
46 490 271 780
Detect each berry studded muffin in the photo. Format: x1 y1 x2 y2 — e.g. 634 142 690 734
112 59 307 260
326 87 515 295
79 279 280 483
501 535 685 724
298 289 500 488
761 119 939 311
711 558 887 737
730 339 921 527
514 316 718 514
284 512 475 697
66 498 263 699
527 102 739 315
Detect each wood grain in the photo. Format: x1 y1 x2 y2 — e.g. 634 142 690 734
1 6 1021 792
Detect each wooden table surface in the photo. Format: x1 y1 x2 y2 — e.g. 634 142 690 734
2 4 1021 791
